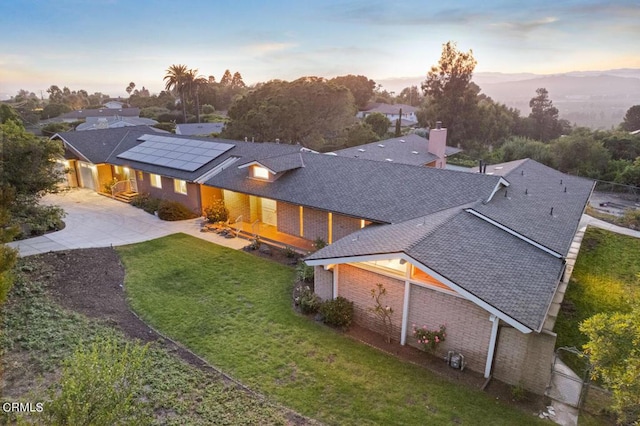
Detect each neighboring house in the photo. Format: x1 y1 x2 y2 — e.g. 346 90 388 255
76 116 157 131
176 122 225 136
59 107 141 123
358 103 418 124
333 125 461 169
52 126 593 394
103 101 125 109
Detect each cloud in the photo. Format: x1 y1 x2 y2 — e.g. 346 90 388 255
489 16 559 36
244 42 297 55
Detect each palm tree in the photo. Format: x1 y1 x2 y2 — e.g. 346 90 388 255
164 64 189 123
185 69 208 123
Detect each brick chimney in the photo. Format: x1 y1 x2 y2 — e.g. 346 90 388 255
428 121 447 169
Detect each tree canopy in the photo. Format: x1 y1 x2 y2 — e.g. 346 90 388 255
330 75 376 109
528 88 563 142
622 105 640 132
421 41 479 147
222 77 356 150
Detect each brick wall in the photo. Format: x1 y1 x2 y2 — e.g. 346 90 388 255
136 173 201 213
332 214 361 242
337 265 406 340
314 266 333 301
277 202 300 236
303 207 328 242
494 328 556 394
222 189 250 221
407 283 492 373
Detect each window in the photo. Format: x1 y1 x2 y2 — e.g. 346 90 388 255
252 166 270 180
173 179 187 195
361 259 406 275
150 174 162 188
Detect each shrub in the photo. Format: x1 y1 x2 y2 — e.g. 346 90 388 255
313 237 327 250
412 324 446 353
43 337 150 425
320 296 354 328
296 261 314 283
283 246 296 258
297 286 322 315
157 200 198 221
16 204 66 237
201 104 215 114
204 199 228 223
130 193 161 214
621 208 640 230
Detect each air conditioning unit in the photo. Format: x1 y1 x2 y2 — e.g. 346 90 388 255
446 351 465 371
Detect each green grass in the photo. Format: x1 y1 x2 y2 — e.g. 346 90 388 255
556 227 640 357
119 233 544 425
1 258 293 425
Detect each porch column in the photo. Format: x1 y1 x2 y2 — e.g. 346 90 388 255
484 314 500 378
400 265 411 345
332 264 339 299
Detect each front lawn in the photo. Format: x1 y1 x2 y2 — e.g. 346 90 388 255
119 233 543 425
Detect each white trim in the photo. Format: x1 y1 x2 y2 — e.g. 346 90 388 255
195 157 239 183
484 315 500 378
308 252 533 333
332 265 339 299
465 209 562 259
237 160 276 174
485 178 510 203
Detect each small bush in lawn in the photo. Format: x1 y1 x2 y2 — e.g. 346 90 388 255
130 193 161 214
621 208 640 230
204 199 228 223
157 200 198 221
283 246 296 258
320 296 354 328
43 337 150 425
296 261 314 283
297 286 321 314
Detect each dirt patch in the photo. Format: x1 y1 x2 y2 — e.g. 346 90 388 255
24 248 312 426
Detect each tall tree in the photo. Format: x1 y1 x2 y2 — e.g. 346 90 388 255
364 112 391 138
223 77 356 150
330 75 376 109
163 64 190 122
220 69 233 87
396 86 422 107
231 72 246 89
126 82 136 97
420 41 478 147
528 88 562 142
621 105 640 132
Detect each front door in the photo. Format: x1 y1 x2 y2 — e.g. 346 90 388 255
261 198 277 226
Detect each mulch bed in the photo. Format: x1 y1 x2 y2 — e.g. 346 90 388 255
30 247 546 420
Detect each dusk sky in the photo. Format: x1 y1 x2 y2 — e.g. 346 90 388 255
1 0 639 99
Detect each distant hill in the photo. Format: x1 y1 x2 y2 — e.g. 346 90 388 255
475 70 640 129
379 69 640 130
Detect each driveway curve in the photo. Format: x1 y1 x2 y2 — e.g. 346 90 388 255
8 188 248 257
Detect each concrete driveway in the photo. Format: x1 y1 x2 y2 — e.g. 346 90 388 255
8 188 248 257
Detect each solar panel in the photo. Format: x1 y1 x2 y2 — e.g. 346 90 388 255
117 134 234 172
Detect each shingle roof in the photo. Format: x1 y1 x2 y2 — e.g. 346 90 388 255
209 153 502 223
243 152 305 173
474 159 594 256
307 207 565 331
176 123 225 136
61 108 140 119
334 133 461 166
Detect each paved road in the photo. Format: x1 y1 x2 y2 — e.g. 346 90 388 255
8 188 248 257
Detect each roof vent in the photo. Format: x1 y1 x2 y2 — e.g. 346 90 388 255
385 158 393 162
358 148 366 152
411 151 419 155
378 144 385 148
399 139 405 143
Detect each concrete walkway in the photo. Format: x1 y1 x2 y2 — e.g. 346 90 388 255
8 188 248 257
581 214 640 238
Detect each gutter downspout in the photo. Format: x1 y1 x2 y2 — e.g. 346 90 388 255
400 268 411 345
484 314 500 378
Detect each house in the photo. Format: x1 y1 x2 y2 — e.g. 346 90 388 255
333 125 461 168
59 107 141 123
103 100 126 109
76 116 157 131
357 103 418 124
176 122 225 136
52 126 593 394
